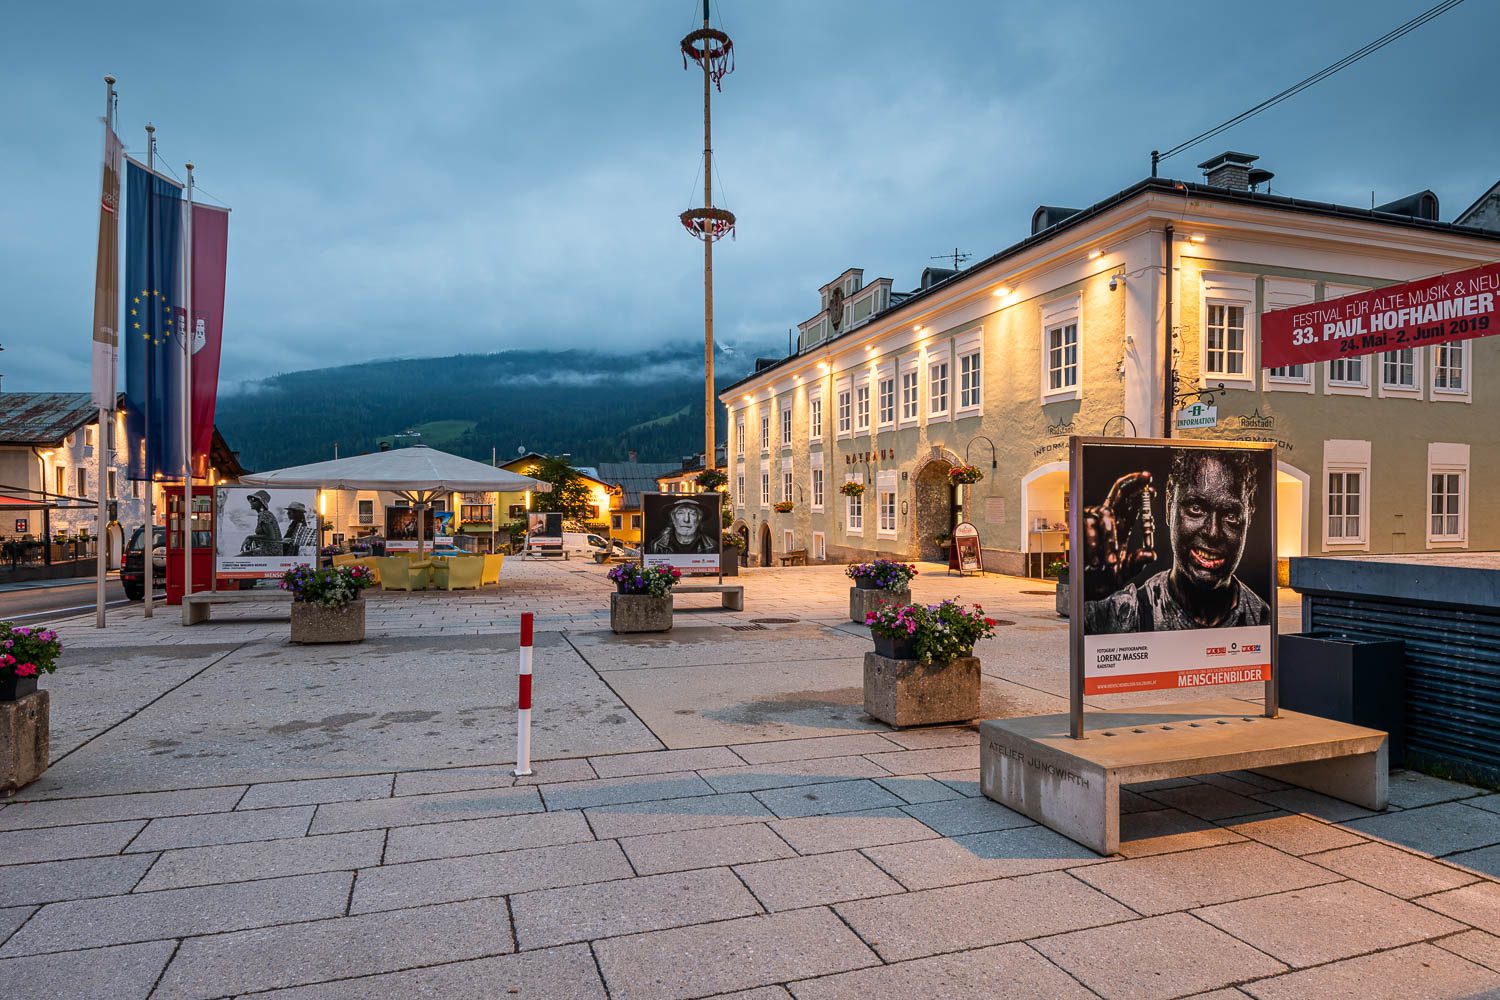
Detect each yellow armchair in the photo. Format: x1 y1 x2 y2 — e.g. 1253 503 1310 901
481 553 504 586
377 556 429 591
434 555 484 591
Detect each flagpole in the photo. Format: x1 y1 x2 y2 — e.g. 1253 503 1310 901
95 75 116 628
181 163 194 625
143 122 156 618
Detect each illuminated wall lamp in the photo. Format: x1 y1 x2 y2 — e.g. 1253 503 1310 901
992 286 1011 298
1189 233 1207 243
1087 249 1104 260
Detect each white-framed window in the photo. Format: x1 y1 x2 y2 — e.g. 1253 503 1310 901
837 386 852 436
76 468 87 498
735 416 745 456
781 458 793 502
1430 471 1465 541
1205 304 1247 377
877 376 895 427
845 475 863 533
855 383 871 432
760 412 770 452
811 466 825 511
900 368 919 422
358 499 374 524
1264 279 1316 393
812 531 826 561
1323 439 1370 549
760 470 770 507
783 529 795 553
1379 348 1422 398
1199 273 1255 387
1327 470 1363 542
736 473 745 508
928 360 950 418
55 466 65 496
1327 356 1366 389
958 350 982 410
1433 341 1469 399
876 470 897 537
1046 322 1078 393
809 391 823 441
84 427 94 448
1041 295 1082 402
1428 443 1469 545
780 403 792 447
611 513 622 530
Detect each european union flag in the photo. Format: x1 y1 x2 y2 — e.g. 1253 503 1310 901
124 159 184 481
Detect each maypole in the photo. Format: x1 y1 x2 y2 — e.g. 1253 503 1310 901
679 1 734 472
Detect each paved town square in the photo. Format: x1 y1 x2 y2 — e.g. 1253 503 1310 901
3 560 1499 999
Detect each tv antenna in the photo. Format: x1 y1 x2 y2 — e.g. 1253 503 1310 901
930 248 971 270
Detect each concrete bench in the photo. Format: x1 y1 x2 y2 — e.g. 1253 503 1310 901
674 584 745 611
979 697 1387 855
778 549 808 567
183 590 293 625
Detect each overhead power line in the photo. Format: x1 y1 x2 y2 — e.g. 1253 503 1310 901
1155 0 1468 168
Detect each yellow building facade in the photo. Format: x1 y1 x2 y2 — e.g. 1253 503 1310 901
723 165 1500 574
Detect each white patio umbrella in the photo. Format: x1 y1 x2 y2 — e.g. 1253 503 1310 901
239 445 551 557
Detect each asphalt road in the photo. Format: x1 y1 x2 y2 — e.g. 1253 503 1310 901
0 578 154 624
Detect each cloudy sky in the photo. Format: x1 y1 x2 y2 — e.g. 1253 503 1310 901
1 0 1495 391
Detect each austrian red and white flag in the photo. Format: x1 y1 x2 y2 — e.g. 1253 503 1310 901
188 203 229 477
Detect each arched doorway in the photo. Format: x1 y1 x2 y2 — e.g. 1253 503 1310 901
1275 462 1309 586
1021 462 1069 578
758 522 772 567
732 521 750 567
912 459 957 561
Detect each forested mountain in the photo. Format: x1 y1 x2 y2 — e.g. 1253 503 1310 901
215 345 757 472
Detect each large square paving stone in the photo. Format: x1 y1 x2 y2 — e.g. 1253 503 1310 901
349 839 631 913
594 908 877 1000
584 791 773 839
237 774 395 809
0 906 31 946
1418 880 1500 936
309 784 542 834
788 942 1097 999
127 804 314 852
735 850 903 911
0 786 245 829
135 830 385 891
1033 911 1286 1000
0 871 352 957
698 755 890 794
1304 842 1479 898
754 779 905 818
510 867 761 949
235 943 607 999
0 940 176 1000
1073 842 1340 915
769 808 939 855
834 870 1134 962
0 819 144 864
1194 880 1465 967
620 822 794 875
1345 801 1500 857
382 809 594 864
538 771 717 811
153 896 513 1000
0 853 156 906
1241 942 1500 1000
863 825 1101 890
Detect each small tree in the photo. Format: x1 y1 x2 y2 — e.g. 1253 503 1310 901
529 456 596 522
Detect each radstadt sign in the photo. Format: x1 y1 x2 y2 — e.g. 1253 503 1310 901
1261 259 1500 369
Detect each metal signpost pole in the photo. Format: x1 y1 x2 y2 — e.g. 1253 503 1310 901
1068 435 1085 739
95 75 116 629
181 164 194 625
143 123 156 619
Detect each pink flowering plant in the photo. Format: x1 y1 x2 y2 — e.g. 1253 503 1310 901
948 464 984 485
865 600 998 665
0 621 63 681
845 559 918 591
608 563 682 597
279 564 374 608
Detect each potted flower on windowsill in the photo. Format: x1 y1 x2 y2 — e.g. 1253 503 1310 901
862 601 997 727
772 500 794 513
280 564 375 644
948 464 985 486
846 559 918 623
607 563 682 633
1 621 61 795
1046 558 1070 618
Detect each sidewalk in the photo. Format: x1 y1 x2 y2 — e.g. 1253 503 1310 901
2 561 1497 999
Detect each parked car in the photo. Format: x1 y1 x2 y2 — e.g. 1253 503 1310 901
120 525 165 601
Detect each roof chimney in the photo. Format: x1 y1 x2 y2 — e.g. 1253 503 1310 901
628 449 638 463
1198 151 1259 192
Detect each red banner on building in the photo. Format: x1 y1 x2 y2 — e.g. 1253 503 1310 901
1261 260 1500 369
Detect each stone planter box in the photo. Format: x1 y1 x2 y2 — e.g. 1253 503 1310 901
610 592 673 634
290 599 366 644
1055 581 1070 618
720 551 740 577
863 652 980 728
850 587 910 625
1 689 48 797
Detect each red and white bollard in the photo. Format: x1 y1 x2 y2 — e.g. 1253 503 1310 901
514 612 534 777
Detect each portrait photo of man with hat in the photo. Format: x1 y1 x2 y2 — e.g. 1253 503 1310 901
643 493 721 570
241 489 284 557
282 500 319 556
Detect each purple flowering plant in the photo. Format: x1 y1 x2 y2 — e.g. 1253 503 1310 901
608 563 682 598
845 559 918 591
279 564 374 608
865 600 997 665
0 621 63 679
